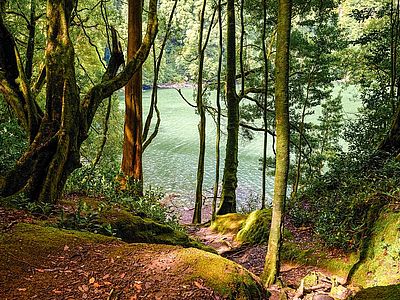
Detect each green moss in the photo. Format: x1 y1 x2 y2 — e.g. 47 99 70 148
318 253 358 278
0 223 265 298
177 247 268 299
349 210 400 287
281 242 318 265
281 241 357 279
353 284 400 300
210 213 247 234
101 209 216 253
0 223 115 278
281 209 400 287
236 209 272 244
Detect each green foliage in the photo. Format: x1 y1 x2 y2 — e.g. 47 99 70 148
58 200 114 236
6 193 53 216
65 158 180 230
0 101 27 172
288 152 400 249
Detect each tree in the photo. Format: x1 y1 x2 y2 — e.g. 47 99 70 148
0 0 158 203
212 0 224 221
217 0 239 215
192 0 208 224
120 0 144 193
263 0 292 287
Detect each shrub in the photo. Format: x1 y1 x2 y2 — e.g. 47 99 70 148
288 151 400 249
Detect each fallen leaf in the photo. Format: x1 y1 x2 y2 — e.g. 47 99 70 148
133 283 142 291
194 281 204 289
93 282 100 288
89 277 95 284
79 285 89 292
120 273 126 279
63 245 70 251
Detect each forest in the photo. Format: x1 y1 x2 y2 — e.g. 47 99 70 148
0 0 399 299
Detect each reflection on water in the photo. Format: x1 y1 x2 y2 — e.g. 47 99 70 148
141 88 274 207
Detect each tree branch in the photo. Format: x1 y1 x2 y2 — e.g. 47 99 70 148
80 0 158 140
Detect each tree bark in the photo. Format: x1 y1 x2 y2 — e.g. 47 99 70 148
261 0 269 209
0 0 158 203
193 0 217 224
212 0 224 222
121 0 143 193
263 0 292 287
217 0 239 215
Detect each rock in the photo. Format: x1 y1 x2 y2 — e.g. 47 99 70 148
303 272 319 289
313 293 334 300
329 284 352 300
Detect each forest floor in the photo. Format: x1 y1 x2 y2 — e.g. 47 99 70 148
1 197 348 300
0 206 258 300
179 203 348 300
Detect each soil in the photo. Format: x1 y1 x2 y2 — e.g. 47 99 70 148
1 199 346 300
179 204 348 300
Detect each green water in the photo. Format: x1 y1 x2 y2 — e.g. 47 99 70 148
142 88 271 207
140 86 360 207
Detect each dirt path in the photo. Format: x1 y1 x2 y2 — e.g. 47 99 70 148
179 206 347 300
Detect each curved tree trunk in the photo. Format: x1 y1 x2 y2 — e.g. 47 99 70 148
0 0 158 203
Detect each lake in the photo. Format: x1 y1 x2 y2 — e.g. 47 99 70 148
140 86 360 209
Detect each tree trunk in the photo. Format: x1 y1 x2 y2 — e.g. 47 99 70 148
121 0 144 193
262 0 292 287
292 74 312 198
261 0 269 209
217 0 239 215
0 0 158 203
212 0 224 222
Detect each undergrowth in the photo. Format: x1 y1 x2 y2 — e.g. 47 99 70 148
288 151 400 250
63 164 181 232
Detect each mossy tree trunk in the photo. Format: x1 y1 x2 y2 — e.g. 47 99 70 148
121 0 144 194
0 0 158 203
193 0 208 224
262 0 292 287
193 1 217 224
217 0 239 215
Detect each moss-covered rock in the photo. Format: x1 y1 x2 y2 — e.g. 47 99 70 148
210 213 247 234
177 247 269 299
349 209 400 287
353 284 400 300
100 209 216 252
236 209 272 244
